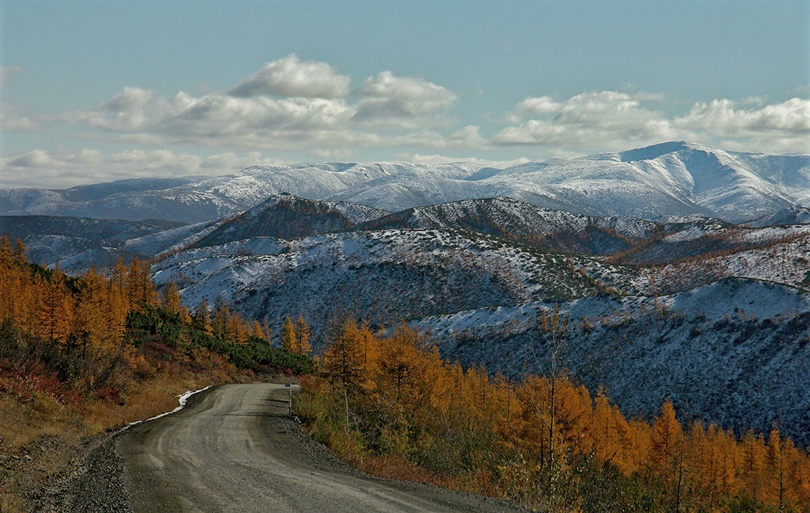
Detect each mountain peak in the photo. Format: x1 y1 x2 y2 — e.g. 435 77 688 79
617 141 705 162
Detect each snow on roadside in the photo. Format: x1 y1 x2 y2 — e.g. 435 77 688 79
122 386 212 430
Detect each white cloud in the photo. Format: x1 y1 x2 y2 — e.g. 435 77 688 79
310 148 356 160
354 71 457 127
61 88 357 147
357 71 456 104
36 54 810 163
669 97 810 153
198 152 286 170
229 54 351 98
403 153 530 168
0 103 40 131
0 67 39 131
58 64 464 151
494 91 810 154
0 148 286 188
495 91 678 148
676 98 810 136
512 96 560 118
450 125 488 148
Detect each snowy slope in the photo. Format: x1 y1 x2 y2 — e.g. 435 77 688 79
1 142 806 224
361 196 660 255
120 192 805 448
745 205 810 227
637 226 810 294
0 215 184 270
415 278 810 446
151 229 609 338
191 194 388 248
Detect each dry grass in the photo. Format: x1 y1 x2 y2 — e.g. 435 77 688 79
0 393 81 449
83 371 215 432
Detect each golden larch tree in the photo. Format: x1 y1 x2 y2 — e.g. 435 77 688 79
295 315 311 355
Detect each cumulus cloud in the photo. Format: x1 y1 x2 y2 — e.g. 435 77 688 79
0 67 40 131
676 98 810 142
58 61 464 151
197 151 285 170
495 91 678 149
673 97 810 153
354 71 457 127
0 148 285 188
310 148 356 160
229 54 351 98
61 87 356 147
511 96 560 118
450 125 488 148
42 54 810 160
0 103 40 131
494 91 809 153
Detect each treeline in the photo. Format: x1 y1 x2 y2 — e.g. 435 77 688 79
0 237 311 407
297 316 810 513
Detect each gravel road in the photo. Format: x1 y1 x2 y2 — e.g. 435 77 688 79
118 383 525 513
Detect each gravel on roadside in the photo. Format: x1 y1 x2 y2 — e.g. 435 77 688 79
27 430 132 513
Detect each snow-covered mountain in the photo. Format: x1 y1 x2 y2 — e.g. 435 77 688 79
745 205 810 227
0 215 185 269
142 200 810 444
151 228 608 336
2 142 807 223
191 194 388 248
360 196 660 255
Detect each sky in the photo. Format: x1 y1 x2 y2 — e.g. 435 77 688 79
1 0 808 189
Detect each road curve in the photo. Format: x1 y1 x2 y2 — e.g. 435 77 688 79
119 383 525 513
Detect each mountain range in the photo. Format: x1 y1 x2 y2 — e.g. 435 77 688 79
2 141 808 224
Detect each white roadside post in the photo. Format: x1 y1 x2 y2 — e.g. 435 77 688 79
285 380 292 415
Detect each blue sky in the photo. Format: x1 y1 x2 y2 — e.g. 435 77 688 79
1 0 808 188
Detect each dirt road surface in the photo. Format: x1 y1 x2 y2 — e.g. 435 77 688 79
119 383 525 513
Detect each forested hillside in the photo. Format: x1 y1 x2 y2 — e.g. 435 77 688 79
0 237 311 511
298 317 810 513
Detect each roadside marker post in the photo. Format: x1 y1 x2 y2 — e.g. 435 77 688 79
285 381 292 415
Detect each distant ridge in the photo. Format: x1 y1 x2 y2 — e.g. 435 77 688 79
192 194 388 248
1 142 807 224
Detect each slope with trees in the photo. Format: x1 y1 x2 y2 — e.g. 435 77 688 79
0 236 311 511
297 318 810 513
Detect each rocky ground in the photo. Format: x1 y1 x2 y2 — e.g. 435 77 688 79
21 431 130 513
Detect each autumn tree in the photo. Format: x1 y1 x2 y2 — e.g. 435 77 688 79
161 281 190 324
252 320 265 341
193 298 213 335
297 313 810 513
36 270 73 345
322 318 367 387
531 305 570 475
294 315 311 355
649 400 685 511
741 430 768 504
125 258 157 309
766 429 785 512
225 313 248 344
281 316 296 353
211 295 231 340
